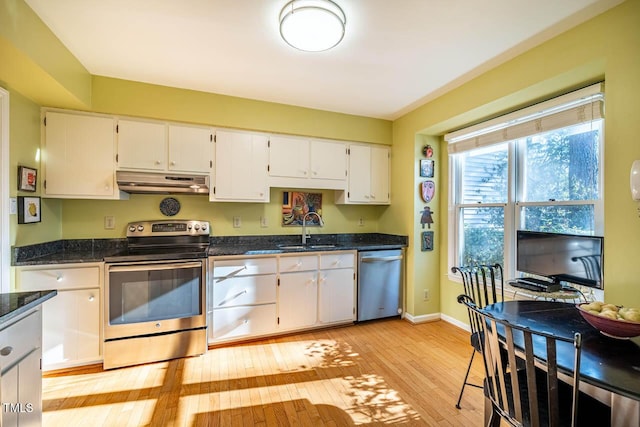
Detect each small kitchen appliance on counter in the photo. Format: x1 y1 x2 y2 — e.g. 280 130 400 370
103 220 210 369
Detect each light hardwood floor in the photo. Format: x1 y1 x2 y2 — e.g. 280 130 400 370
42 319 485 426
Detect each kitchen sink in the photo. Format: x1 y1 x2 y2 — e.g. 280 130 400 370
309 244 337 249
278 245 306 250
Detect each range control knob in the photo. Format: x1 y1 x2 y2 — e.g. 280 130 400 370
194 223 201 230
128 225 136 232
137 225 144 232
201 223 208 231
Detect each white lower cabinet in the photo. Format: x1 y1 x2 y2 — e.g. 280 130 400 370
278 272 317 329
319 253 356 323
209 256 278 343
0 308 42 427
209 251 356 344
15 265 102 371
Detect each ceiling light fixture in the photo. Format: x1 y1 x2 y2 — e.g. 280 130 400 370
279 0 346 52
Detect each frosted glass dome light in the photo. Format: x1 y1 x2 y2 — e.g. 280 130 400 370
279 0 346 52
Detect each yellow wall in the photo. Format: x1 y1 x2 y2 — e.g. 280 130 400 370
8 89 62 245
388 0 640 322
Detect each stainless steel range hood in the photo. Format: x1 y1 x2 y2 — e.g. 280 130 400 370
116 171 209 194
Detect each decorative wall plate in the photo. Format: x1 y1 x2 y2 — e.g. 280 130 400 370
160 197 181 216
421 180 435 202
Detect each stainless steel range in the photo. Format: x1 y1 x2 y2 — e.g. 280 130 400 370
103 220 209 370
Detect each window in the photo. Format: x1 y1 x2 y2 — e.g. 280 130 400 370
446 83 604 278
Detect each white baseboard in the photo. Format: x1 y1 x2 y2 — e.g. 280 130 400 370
440 313 471 332
403 312 441 324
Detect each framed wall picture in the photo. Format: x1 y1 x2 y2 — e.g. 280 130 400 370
282 191 323 226
421 231 434 251
17 196 41 224
419 159 434 178
18 166 37 192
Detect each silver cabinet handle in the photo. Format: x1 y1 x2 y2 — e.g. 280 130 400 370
0 346 13 356
361 255 403 263
109 261 202 273
215 265 248 282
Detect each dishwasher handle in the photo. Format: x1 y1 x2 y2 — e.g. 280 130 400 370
360 255 403 263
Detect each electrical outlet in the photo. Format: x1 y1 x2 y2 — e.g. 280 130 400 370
260 216 268 228
358 217 364 226
9 198 16 215
423 289 430 301
233 216 242 228
104 216 115 229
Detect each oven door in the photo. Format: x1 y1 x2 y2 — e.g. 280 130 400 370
104 259 206 340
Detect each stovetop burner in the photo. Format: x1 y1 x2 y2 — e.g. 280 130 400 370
104 220 210 263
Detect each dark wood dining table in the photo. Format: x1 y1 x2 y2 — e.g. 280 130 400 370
483 300 640 427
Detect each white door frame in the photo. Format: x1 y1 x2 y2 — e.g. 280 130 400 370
0 87 9 293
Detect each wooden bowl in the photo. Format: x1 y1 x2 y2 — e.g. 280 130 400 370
577 303 640 339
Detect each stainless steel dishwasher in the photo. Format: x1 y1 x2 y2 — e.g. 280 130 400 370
357 249 404 321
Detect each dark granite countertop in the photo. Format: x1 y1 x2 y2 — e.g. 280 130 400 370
0 290 57 325
12 233 408 265
208 233 408 256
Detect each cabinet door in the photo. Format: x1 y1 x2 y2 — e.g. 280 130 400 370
117 119 167 170
41 289 100 369
168 125 212 173
278 272 318 330
319 268 355 323
44 112 116 198
347 144 372 203
269 135 309 178
310 139 346 180
0 348 42 426
213 130 269 201
370 146 390 203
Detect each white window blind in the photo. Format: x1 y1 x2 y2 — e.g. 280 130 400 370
445 83 604 154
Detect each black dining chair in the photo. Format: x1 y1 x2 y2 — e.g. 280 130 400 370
457 294 611 427
452 264 504 409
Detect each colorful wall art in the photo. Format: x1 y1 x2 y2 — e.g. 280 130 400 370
282 191 323 226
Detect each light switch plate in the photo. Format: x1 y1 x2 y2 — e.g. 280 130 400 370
233 216 241 228
260 216 268 228
9 198 16 215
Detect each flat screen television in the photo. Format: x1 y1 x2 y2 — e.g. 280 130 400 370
516 230 604 289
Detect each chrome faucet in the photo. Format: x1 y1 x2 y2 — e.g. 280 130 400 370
302 212 324 244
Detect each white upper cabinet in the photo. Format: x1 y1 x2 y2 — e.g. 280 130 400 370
211 129 269 202
268 135 347 190
43 111 122 199
116 119 166 171
168 124 213 174
310 139 348 180
336 144 390 204
269 135 309 178
117 119 212 174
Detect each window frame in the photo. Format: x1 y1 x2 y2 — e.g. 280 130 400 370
446 86 605 283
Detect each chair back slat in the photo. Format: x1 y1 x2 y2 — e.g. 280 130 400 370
457 294 583 427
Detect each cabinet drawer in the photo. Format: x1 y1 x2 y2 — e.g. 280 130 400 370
279 255 318 272
320 252 355 270
212 257 277 278
0 309 41 373
212 304 277 340
18 266 100 291
213 275 277 308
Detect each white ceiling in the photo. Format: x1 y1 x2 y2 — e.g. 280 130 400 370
25 0 622 120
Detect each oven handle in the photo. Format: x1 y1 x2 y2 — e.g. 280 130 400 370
107 261 203 272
